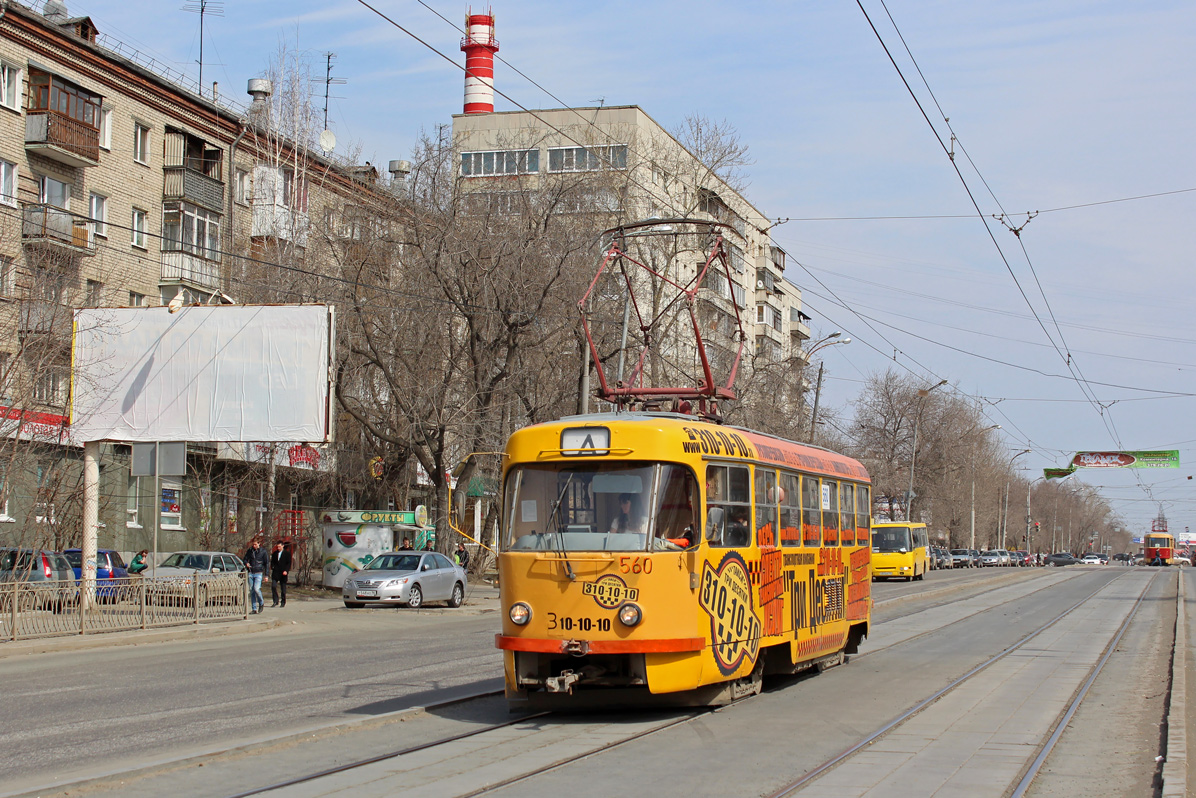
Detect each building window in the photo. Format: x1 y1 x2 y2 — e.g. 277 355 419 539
546 145 628 173
133 123 150 164
39 175 69 209
129 291 145 307
86 279 103 306
33 367 67 406
89 192 107 237
161 481 183 528
0 62 20 110
126 475 141 528
234 169 249 204
460 149 539 177
131 208 147 248
0 257 14 297
99 107 112 149
0 160 16 207
163 202 221 261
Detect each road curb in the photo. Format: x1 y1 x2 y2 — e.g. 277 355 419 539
0 616 281 658
1162 570 1188 797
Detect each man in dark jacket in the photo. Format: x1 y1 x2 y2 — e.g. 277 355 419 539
270 542 293 608
244 539 268 614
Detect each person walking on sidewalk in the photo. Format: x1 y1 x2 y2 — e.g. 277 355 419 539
244 539 268 614
270 542 292 607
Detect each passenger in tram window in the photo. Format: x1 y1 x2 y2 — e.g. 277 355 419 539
822 480 840 546
726 507 751 547
802 475 822 546
705 469 726 543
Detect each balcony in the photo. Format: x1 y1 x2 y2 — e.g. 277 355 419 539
19 300 72 338
163 166 225 213
25 111 100 168
161 250 222 290
22 204 96 256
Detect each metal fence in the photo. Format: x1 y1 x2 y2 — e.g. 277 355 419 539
0 574 248 642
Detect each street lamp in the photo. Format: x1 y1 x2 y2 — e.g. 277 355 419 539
906 379 948 522
805 332 851 444
969 424 1001 550
1029 473 1073 554
1001 449 1032 548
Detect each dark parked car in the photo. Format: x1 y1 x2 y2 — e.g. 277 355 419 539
969 549 982 567
63 548 128 600
1043 552 1081 567
0 548 76 612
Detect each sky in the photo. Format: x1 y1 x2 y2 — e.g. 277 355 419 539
62 0 1196 536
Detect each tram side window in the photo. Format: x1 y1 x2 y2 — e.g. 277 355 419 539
779 472 801 547
840 483 855 546
707 464 750 548
801 475 821 546
856 485 871 545
822 479 840 546
755 468 778 547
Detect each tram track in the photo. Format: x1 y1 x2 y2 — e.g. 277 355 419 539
15 569 1150 798
765 568 1167 798
224 570 1122 797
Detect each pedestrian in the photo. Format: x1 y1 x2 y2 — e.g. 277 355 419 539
128 549 149 575
424 540 435 552
399 538 414 551
270 541 292 608
455 542 470 571
244 538 268 614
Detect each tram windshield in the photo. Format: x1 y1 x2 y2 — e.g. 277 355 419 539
502 462 699 552
872 526 913 553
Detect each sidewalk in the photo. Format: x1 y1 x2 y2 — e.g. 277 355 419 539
0 581 501 658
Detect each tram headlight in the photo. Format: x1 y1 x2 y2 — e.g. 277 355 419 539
618 603 642 627
509 602 532 625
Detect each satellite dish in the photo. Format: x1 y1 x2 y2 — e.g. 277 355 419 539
319 129 336 152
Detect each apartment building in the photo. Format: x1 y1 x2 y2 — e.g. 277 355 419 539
452 105 813 400
0 1 401 554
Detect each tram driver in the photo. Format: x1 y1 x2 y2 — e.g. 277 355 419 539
609 493 646 535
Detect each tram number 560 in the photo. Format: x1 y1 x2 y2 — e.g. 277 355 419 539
619 556 653 574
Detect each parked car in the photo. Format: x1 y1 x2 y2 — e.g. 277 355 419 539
146 551 246 606
950 549 974 568
0 548 76 613
969 549 983 567
63 548 129 601
1044 552 1081 567
1011 550 1031 567
342 551 466 609
995 549 1012 567
931 547 949 570
1112 553 1133 563
1174 553 1191 566
980 550 1001 567
1080 554 1103 565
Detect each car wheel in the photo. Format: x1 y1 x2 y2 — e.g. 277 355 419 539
343 601 364 609
448 582 464 608
407 584 423 609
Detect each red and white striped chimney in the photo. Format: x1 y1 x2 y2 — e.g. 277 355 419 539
460 9 499 114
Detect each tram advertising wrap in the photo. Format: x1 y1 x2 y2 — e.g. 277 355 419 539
495 412 872 708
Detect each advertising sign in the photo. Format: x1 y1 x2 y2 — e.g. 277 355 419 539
1071 451 1180 469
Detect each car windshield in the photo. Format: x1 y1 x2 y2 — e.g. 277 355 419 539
366 554 421 572
951 549 969 555
872 527 912 553
502 462 697 552
161 553 210 570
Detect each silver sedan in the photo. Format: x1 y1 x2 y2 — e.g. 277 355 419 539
342 552 466 609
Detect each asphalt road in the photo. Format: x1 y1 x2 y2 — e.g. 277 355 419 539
1 565 1178 797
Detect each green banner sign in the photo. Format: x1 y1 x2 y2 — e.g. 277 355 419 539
1070 451 1180 469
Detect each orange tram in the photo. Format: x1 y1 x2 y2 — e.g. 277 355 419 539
495 411 873 708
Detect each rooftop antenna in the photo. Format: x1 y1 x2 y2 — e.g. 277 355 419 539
182 0 224 98
322 52 347 133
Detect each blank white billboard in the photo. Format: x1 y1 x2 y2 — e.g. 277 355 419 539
71 305 333 443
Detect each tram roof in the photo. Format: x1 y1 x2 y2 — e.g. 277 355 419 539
508 412 871 483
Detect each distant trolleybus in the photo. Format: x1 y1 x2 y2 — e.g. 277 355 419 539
870 521 930 581
1144 532 1175 566
494 412 873 708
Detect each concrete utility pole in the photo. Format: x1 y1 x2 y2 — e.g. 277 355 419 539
907 379 947 522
